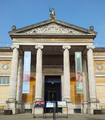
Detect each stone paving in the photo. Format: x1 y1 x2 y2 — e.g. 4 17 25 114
0 113 105 120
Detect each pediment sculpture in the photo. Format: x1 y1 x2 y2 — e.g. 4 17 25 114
25 23 85 35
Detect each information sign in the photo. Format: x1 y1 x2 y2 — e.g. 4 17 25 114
34 101 45 108
46 101 54 108
57 101 67 108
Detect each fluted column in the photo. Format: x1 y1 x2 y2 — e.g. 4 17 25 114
35 45 44 101
8 44 19 102
83 57 88 103
62 45 72 102
82 57 89 113
17 57 23 103
87 45 96 102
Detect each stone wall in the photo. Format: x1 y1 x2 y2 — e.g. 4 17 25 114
0 60 11 104
94 57 105 103
0 86 9 102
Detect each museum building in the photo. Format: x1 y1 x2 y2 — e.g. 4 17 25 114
0 10 105 115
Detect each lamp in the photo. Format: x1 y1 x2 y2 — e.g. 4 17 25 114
51 81 54 84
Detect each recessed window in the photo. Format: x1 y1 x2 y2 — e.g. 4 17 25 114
0 77 10 85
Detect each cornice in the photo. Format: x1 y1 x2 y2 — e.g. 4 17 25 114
9 34 96 39
93 55 105 60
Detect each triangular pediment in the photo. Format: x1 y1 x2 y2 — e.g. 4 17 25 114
9 19 97 38
24 23 86 35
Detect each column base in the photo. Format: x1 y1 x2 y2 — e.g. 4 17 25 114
34 98 43 101
63 98 72 103
89 98 97 103
17 102 24 113
5 108 19 114
81 101 88 114
5 99 19 114
88 102 100 114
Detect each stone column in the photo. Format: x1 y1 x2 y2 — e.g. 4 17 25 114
33 45 43 115
6 44 19 114
87 45 97 114
35 45 43 101
62 45 73 114
17 57 23 113
82 57 89 113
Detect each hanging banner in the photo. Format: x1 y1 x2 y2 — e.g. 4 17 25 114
75 52 83 93
76 82 83 93
75 52 82 72
76 72 83 82
22 51 31 93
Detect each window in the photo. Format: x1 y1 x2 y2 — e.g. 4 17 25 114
0 77 10 85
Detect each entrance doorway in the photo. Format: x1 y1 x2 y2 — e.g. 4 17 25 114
48 91 57 101
44 76 62 113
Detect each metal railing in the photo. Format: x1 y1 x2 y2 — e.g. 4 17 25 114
94 43 105 47
0 43 12 47
0 43 105 48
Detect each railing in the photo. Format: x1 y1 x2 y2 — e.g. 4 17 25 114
0 43 12 47
0 43 105 48
94 43 105 48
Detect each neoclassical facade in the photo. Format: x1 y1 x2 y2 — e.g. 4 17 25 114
0 14 105 114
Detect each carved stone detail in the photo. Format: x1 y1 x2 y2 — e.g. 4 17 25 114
25 23 85 35
11 44 19 49
1 63 9 70
86 45 95 50
35 45 44 49
96 63 104 71
62 45 71 49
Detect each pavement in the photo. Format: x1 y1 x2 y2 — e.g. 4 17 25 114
0 113 105 120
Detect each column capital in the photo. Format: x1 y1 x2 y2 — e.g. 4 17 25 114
35 45 44 49
11 44 19 49
62 45 71 50
86 45 95 50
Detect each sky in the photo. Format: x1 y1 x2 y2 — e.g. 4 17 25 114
0 0 105 47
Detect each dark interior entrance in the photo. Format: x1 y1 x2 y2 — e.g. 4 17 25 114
44 76 62 113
